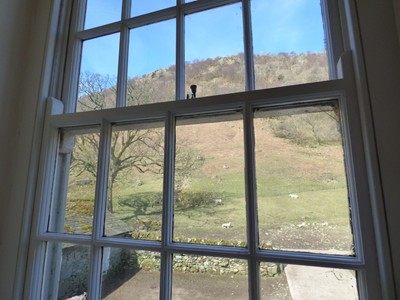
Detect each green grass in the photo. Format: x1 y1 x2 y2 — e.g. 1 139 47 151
66 128 351 248
174 196 247 242
258 188 350 228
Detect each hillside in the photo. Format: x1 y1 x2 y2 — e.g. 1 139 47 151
71 52 353 253
185 52 329 97
78 52 329 109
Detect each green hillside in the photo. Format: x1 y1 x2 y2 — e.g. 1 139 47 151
69 52 353 254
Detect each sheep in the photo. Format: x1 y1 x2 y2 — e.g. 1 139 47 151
213 199 223 205
289 193 299 199
222 222 232 228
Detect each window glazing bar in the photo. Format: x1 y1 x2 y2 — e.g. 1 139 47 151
122 0 132 20
76 22 121 41
62 0 87 113
160 112 176 300
76 0 242 40
113 0 132 109
321 0 344 79
124 7 177 29
164 243 249 258
36 100 64 235
92 120 111 245
257 249 364 269
242 0 255 91
36 232 92 244
116 30 129 108
243 102 259 299
182 0 241 15
51 80 345 127
176 0 185 100
93 237 162 249
87 120 111 299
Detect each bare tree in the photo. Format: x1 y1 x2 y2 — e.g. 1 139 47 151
78 72 117 111
71 129 164 213
174 147 204 194
73 72 202 213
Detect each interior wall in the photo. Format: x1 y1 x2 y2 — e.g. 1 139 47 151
0 0 53 298
354 0 400 297
393 0 400 45
0 0 33 296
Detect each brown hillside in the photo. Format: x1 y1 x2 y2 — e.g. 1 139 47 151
78 52 329 109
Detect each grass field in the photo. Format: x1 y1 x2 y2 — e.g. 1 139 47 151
66 112 354 254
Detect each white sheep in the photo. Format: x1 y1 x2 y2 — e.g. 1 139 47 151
289 193 299 199
213 199 223 205
222 222 232 228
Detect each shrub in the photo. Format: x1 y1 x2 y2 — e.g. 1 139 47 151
269 111 341 147
174 191 219 208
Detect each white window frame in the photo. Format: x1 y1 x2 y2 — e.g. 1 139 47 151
26 0 386 299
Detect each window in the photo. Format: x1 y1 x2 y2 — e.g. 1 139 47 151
31 1 379 299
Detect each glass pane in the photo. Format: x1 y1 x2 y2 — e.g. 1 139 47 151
78 33 120 112
259 261 290 299
172 254 248 299
131 0 175 17
104 122 164 241
255 105 354 255
44 242 90 299
101 249 160 299
85 0 122 29
49 128 100 235
127 20 176 106
260 263 358 299
185 4 245 99
174 113 246 246
251 0 330 89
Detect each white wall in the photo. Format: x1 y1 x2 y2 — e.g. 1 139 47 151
0 0 399 299
0 0 54 298
354 0 400 296
0 0 34 297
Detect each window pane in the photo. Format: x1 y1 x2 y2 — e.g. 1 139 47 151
185 4 245 99
101 249 160 299
251 0 330 89
259 261 291 299
49 129 99 235
260 263 358 299
104 122 164 241
127 20 176 106
172 254 248 299
131 0 175 17
174 113 246 246
85 0 122 29
255 105 354 255
78 34 120 112
44 242 90 299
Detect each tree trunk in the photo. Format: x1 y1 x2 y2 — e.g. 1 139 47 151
107 178 115 213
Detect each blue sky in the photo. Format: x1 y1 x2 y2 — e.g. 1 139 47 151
81 0 326 78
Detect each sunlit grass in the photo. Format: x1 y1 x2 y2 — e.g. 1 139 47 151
66 127 351 250
258 188 350 228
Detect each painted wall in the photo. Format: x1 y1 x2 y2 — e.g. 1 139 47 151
0 0 53 298
0 0 399 299
354 1 400 297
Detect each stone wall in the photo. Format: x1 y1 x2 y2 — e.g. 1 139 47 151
58 246 137 299
137 251 284 277
57 245 283 298
58 245 90 299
